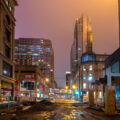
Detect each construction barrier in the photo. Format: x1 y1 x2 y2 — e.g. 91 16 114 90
89 89 94 107
105 86 116 115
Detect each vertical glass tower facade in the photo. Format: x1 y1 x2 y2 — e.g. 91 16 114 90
71 14 93 77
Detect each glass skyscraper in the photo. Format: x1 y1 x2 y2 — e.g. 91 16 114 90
71 14 93 77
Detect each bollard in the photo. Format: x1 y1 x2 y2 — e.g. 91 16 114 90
8 93 11 111
89 90 94 107
105 86 116 115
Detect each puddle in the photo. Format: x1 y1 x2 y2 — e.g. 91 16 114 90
47 110 84 120
68 109 83 119
15 109 84 120
29 109 84 120
54 113 65 120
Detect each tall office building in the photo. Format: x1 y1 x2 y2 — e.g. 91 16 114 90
0 0 18 101
65 72 71 89
71 14 93 77
15 38 54 88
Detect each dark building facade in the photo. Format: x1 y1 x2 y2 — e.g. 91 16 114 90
71 14 93 78
65 72 71 89
103 48 120 103
91 48 120 108
15 38 54 88
0 0 18 101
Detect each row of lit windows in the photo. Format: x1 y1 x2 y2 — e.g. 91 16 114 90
83 74 93 81
4 0 13 13
83 65 93 71
83 83 93 89
18 41 51 47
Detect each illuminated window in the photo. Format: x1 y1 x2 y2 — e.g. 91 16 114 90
89 65 93 71
37 82 39 85
83 83 86 89
3 61 12 77
94 92 96 97
6 0 9 6
21 81 25 84
41 40 44 44
99 92 102 98
88 74 93 81
83 65 86 71
81 53 96 63
83 74 86 80
9 6 13 12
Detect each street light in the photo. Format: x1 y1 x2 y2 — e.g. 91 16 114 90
72 85 76 90
45 78 49 82
65 86 68 90
72 85 76 101
64 86 69 99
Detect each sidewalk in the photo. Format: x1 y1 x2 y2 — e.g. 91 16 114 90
0 101 17 108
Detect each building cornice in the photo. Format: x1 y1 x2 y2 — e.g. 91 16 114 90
13 0 18 6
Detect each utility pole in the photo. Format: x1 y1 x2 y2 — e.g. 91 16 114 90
79 65 83 102
81 69 83 103
78 66 81 101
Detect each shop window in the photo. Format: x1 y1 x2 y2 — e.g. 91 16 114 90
20 81 35 91
3 61 12 77
27 82 34 90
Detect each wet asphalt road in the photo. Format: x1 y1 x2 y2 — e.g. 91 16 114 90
15 103 120 120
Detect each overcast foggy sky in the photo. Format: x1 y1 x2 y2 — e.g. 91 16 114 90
15 0 119 88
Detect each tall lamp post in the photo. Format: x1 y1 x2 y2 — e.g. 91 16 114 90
65 86 68 99
78 65 81 102
45 78 49 97
72 85 76 100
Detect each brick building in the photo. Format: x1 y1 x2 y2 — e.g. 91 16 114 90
0 0 18 101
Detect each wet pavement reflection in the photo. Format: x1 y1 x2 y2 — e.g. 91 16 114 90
36 109 84 120
14 103 120 120
30 107 94 120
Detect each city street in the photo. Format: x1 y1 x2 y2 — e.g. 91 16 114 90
0 0 120 119
0 100 120 120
